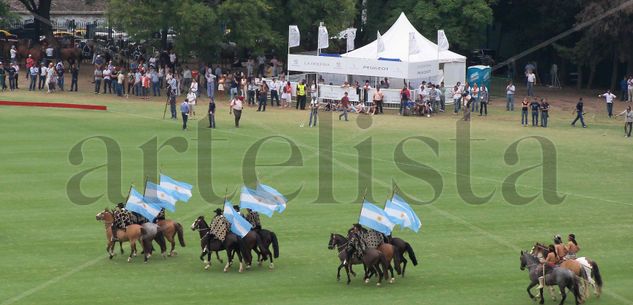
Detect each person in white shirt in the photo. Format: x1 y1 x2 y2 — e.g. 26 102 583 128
230 96 244 127
10 45 17 64
615 106 633 137
628 76 633 103
29 64 39 91
39 63 47 90
102 67 112 94
45 46 54 65
598 90 617 118
270 78 280 106
526 70 536 96
453 82 463 114
205 69 216 100
506 81 516 111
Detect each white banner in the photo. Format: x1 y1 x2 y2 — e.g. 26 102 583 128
437 30 449 51
288 25 300 48
318 25 329 49
319 85 360 102
288 54 438 79
346 28 357 52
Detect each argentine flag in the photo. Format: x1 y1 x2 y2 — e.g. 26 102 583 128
126 188 161 222
145 181 177 212
384 194 422 232
359 201 396 235
159 174 193 202
239 186 276 217
256 183 287 213
223 201 253 238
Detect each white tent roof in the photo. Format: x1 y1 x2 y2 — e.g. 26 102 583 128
342 12 466 63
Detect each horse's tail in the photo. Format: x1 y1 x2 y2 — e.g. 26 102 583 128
155 230 167 252
175 222 186 247
271 231 279 258
405 242 418 266
590 260 603 288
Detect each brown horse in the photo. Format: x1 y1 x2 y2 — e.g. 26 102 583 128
377 243 401 283
60 47 81 66
157 219 185 256
96 209 144 262
16 39 43 65
328 233 399 284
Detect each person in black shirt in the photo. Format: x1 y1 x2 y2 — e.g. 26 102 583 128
7 64 17 91
571 98 587 128
70 64 79 91
208 98 216 128
530 98 540 126
540 99 550 127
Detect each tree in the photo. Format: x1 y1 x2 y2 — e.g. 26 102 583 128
0 1 18 27
15 0 54 43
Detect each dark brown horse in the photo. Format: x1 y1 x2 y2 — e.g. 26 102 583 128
389 237 418 277
60 47 81 66
253 229 279 269
191 216 244 272
157 219 185 256
346 242 390 286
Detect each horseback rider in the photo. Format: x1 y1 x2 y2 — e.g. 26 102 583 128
564 233 580 260
111 203 131 242
537 244 558 289
208 208 230 242
245 208 261 230
153 208 166 224
553 235 567 261
346 224 368 262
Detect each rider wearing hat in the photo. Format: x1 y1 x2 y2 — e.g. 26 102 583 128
111 202 131 241
208 208 230 242
245 208 261 230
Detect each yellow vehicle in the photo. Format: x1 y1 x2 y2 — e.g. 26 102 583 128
0 29 18 42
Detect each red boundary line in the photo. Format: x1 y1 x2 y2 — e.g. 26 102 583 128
0 101 107 111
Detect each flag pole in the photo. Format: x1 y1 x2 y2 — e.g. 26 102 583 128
124 184 133 205
358 187 368 220
142 175 149 197
223 185 228 205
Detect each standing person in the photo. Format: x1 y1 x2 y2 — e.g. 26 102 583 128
29 62 39 91
526 69 536 96
229 75 239 101
296 80 307 110
94 66 103 94
168 90 177 119
616 106 633 137
270 78 280 107
142 72 151 99
190 78 198 100
151 69 160 96
462 92 472 121
439 81 446 112
0 62 5 91
479 86 489 116
116 69 125 96
206 68 215 100
247 78 256 106
38 63 47 90
169 50 177 70
620 76 628 101
628 76 633 103
400 85 411 115
7 64 16 91
540 98 550 127
70 64 79 92
521 97 529 126
308 93 319 127
10 45 17 64
25 54 34 79
127 70 134 95
434 84 442 113
55 62 64 91
257 54 266 77
530 97 540 126
281 81 292 108
134 69 142 97
257 83 268 112
309 81 317 108
102 65 111 94
506 81 516 111
208 98 216 128
571 98 587 128
598 90 616 118
453 83 462 114
339 92 350 121
362 80 371 104
470 83 479 112
180 99 190 130
373 87 384 114
230 96 244 127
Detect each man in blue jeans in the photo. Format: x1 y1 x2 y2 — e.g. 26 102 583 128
339 92 350 121
530 97 540 126
181 99 190 130
540 99 549 127
29 64 38 91
571 98 587 128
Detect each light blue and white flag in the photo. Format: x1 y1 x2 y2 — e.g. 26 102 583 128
256 183 287 213
223 200 252 238
126 188 161 222
384 194 422 232
159 174 193 202
358 201 395 235
239 186 277 217
145 181 177 212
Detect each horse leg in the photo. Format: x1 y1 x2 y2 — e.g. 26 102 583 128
558 285 567 305
345 263 352 285
215 251 224 264
128 240 135 262
337 263 345 281
527 280 537 300
268 248 274 269
401 257 407 277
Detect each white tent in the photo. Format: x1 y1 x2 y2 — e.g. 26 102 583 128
342 12 466 85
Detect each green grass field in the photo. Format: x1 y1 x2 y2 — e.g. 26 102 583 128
1 89 632 305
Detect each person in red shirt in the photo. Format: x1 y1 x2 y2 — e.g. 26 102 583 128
400 85 411 115
25 54 35 79
142 72 151 99
339 92 350 121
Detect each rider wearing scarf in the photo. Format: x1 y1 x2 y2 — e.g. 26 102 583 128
209 208 229 242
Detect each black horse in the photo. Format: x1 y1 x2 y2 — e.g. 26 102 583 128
520 251 582 305
328 233 360 282
190 216 244 272
388 237 418 277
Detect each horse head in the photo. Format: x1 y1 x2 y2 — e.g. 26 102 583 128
328 233 335 249
520 250 539 271
96 209 112 222
190 216 206 231
520 251 527 270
